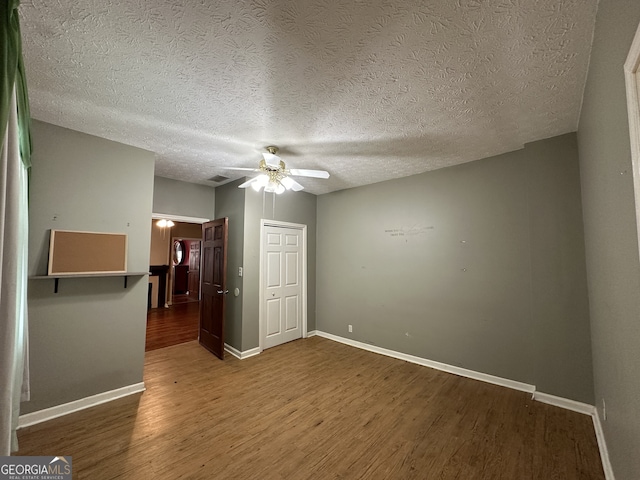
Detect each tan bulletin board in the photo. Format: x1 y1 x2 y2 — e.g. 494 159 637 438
48 230 128 275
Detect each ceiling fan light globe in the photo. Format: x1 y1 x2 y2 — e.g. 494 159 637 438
256 174 269 185
275 183 285 194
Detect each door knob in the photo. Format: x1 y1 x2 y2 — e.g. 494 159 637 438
217 289 229 294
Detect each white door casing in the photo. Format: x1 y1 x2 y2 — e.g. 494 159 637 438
259 220 307 351
624 21 640 257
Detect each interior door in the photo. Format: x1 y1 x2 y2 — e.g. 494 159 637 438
263 225 303 350
188 241 200 300
199 218 228 359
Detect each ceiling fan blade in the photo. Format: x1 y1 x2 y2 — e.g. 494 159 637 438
222 167 259 172
262 152 281 168
289 168 330 179
281 176 304 192
238 177 258 188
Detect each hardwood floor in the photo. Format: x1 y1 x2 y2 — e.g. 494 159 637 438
145 301 199 351
17 337 604 479
172 294 199 305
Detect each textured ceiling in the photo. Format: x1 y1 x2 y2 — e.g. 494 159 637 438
19 0 598 195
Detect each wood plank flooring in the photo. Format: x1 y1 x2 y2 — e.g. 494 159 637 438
17 337 605 479
145 301 199 351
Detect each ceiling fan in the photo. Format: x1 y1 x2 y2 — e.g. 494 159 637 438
225 146 330 194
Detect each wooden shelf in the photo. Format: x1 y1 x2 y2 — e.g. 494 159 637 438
31 272 149 293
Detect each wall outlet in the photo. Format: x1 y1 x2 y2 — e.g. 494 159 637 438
348 324 353 333
238 267 243 277
602 398 607 421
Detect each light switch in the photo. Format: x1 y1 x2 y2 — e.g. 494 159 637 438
238 266 243 277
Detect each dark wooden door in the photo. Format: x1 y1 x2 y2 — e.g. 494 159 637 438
188 241 200 301
174 265 189 294
199 218 228 359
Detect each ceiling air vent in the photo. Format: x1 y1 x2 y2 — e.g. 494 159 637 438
208 175 229 183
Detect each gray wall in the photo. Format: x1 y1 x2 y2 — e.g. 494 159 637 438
25 121 155 413
214 179 246 350
577 0 640 478
316 133 593 403
526 136 593 400
153 176 215 220
242 189 317 351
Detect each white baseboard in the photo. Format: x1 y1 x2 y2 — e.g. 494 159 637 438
314 331 535 394
18 382 146 429
224 343 260 360
533 391 596 416
225 331 318 360
18 333 613 480
312 330 613 478
592 409 616 480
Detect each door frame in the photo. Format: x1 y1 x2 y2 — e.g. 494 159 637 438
624 21 640 258
258 219 308 353
151 213 210 224
169 236 202 304
150 213 208 307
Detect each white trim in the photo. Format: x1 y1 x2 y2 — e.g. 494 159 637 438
224 343 261 360
625 21 640 74
624 21 640 257
314 331 535 394
593 409 616 480
18 382 145 429
152 212 210 224
533 391 596 416
259 220 308 353
311 331 614 476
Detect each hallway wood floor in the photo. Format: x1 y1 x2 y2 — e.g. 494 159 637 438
17 337 604 479
145 301 199 351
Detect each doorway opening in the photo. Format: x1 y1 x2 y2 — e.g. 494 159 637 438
147 216 206 352
171 237 201 305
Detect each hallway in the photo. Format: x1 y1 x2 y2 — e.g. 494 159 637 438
145 302 199 351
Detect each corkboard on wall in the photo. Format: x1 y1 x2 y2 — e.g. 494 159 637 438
48 230 128 275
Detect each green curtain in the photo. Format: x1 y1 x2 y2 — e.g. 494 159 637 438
1 0 31 454
1 0 31 168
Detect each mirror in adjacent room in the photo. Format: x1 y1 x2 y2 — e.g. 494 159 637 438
173 240 185 265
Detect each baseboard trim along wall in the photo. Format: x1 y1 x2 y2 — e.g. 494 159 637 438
313 330 535 393
532 391 596 416
18 382 146 429
311 330 614 480
17 334 614 479
592 409 616 480
224 343 260 360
